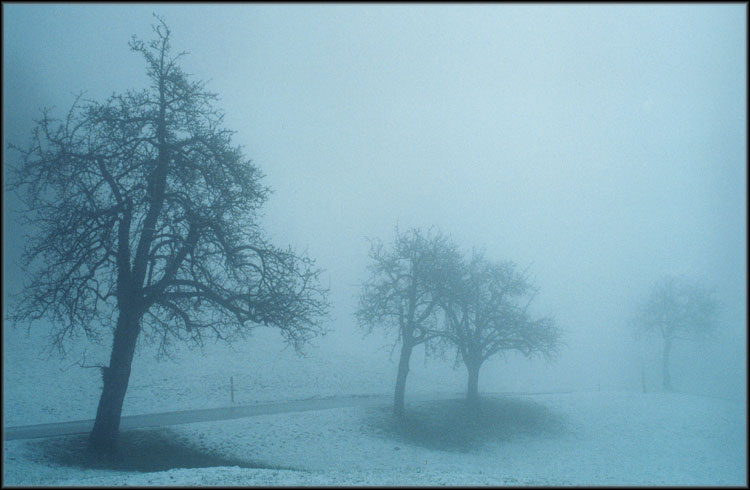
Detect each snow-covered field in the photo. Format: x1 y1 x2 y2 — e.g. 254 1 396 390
4 323 571 427
4 391 746 486
3 325 467 427
3 324 747 486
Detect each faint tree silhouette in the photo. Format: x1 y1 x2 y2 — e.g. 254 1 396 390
356 227 460 418
634 275 718 391
437 250 561 407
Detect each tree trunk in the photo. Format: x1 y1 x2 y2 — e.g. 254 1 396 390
466 360 481 408
393 341 412 419
89 310 141 453
661 337 673 391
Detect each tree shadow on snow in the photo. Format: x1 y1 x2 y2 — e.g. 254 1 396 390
365 396 568 452
34 427 296 472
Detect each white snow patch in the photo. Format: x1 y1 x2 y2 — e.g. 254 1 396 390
3 324 747 485
3 392 746 486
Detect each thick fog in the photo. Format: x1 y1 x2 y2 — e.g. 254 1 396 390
3 3 746 403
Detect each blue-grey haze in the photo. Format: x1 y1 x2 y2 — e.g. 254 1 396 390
3 4 746 398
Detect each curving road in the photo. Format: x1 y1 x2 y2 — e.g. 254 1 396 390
3 394 399 441
4 390 576 441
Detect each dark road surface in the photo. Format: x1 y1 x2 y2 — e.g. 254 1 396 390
4 391 577 441
4 394 397 441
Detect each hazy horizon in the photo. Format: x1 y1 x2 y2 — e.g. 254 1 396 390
3 4 746 399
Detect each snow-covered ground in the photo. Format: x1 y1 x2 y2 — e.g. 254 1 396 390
3 324 747 486
3 325 466 427
4 391 746 486
3 322 573 427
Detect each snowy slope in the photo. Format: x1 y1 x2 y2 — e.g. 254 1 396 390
3 322 555 427
3 391 746 486
3 323 747 486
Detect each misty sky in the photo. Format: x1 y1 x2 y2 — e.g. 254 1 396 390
3 4 746 392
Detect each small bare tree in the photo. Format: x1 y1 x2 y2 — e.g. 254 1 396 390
356 227 460 418
635 275 718 391
438 251 561 407
6 17 329 453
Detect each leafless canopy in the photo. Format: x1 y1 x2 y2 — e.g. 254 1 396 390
6 17 329 357
438 250 561 368
356 227 459 351
636 275 718 343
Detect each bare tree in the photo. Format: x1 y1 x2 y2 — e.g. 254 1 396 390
6 17 329 453
438 250 560 407
635 275 718 391
356 227 459 418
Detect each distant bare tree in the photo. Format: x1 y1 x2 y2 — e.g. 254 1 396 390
438 251 561 407
6 17 329 453
635 275 718 391
356 227 460 418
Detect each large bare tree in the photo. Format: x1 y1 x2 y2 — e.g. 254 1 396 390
438 251 560 407
635 275 718 391
6 18 329 453
356 227 459 418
